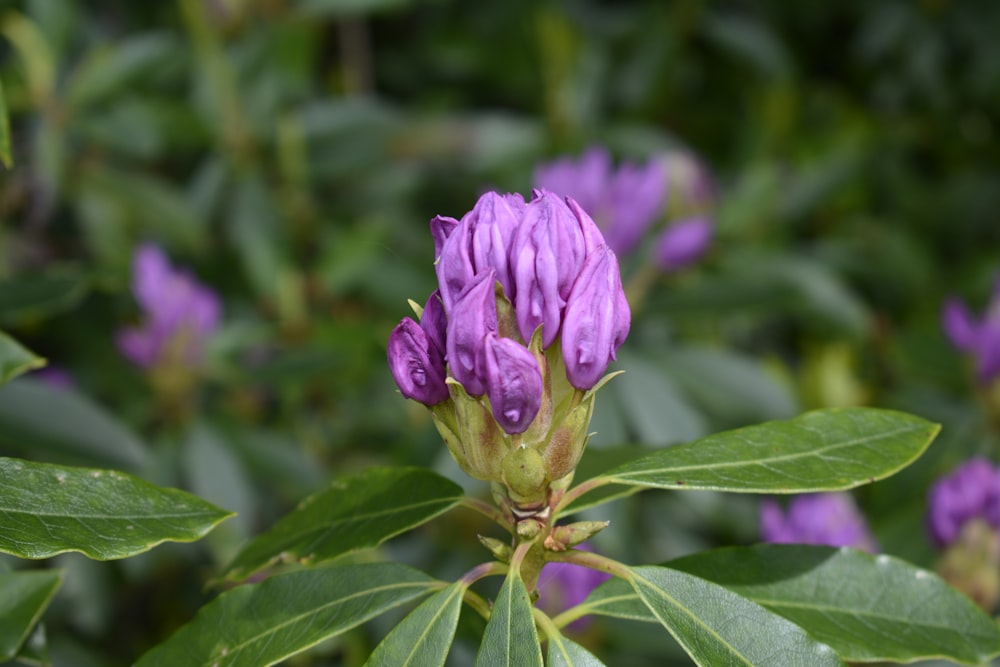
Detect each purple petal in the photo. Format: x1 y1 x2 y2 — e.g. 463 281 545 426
561 247 629 389
435 218 476 312
420 290 448 360
445 270 498 396
430 216 460 260
484 335 542 434
941 298 979 352
467 191 519 298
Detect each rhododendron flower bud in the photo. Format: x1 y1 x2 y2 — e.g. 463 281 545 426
420 290 448 359
485 335 542 434
512 191 592 347
387 318 449 406
468 191 520 298
562 246 630 390
430 215 459 260
446 270 498 397
389 189 631 516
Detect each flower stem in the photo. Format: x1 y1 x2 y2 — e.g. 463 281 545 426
545 548 633 581
460 495 513 533
554 475 615 515
459 561 507 587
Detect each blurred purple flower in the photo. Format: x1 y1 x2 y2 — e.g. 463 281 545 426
653 217 713 272
538 543 610 630
760 492 878 552
116 244 221 369
927 458 1000 549
534 146 666 257
942 282 1000 384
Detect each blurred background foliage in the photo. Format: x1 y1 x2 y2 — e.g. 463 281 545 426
2 0 1000 664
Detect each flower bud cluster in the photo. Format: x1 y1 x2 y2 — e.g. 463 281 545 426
388 190 630 505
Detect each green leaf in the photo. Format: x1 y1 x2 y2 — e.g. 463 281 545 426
136 563 436 667
546 631 606 667
0 570 62 660
629 565 842 667
585 546 1000 665
669 545 1000 665
475 567 543 667
221 467 463 582
0 378 149 470
613 352 707 446
0 332 45 386
596 408 938 494
0 79 11 168
0 457 233 560
0 272 89 325
364 580 465 667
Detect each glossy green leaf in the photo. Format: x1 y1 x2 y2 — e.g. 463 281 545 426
596 408 938 493
365 580 465 667
0 79 11 168
0 378 149 470
221 467 463 581
0 570 62 660
670 545 1000 664
546 631 606 667
0 332 45 386
0 457 233 560
586 545 1000 665
475 567 543 667
629 566 842 667
137 563 435 667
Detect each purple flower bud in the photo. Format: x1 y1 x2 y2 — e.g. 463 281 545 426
446 270 498 397
430 215 460 260
387 317 449 406
760 493 877 552
484 335 542 434
420 290 448 360
561 246 630 390
927 458 1000 548
117 243 221 369
654 217 713 271
467 192 520 298
512 191 590 346
435 217 476 312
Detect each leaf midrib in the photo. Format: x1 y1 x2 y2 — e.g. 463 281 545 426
206 579 434 667
609 424 923 479
632 571 755 667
